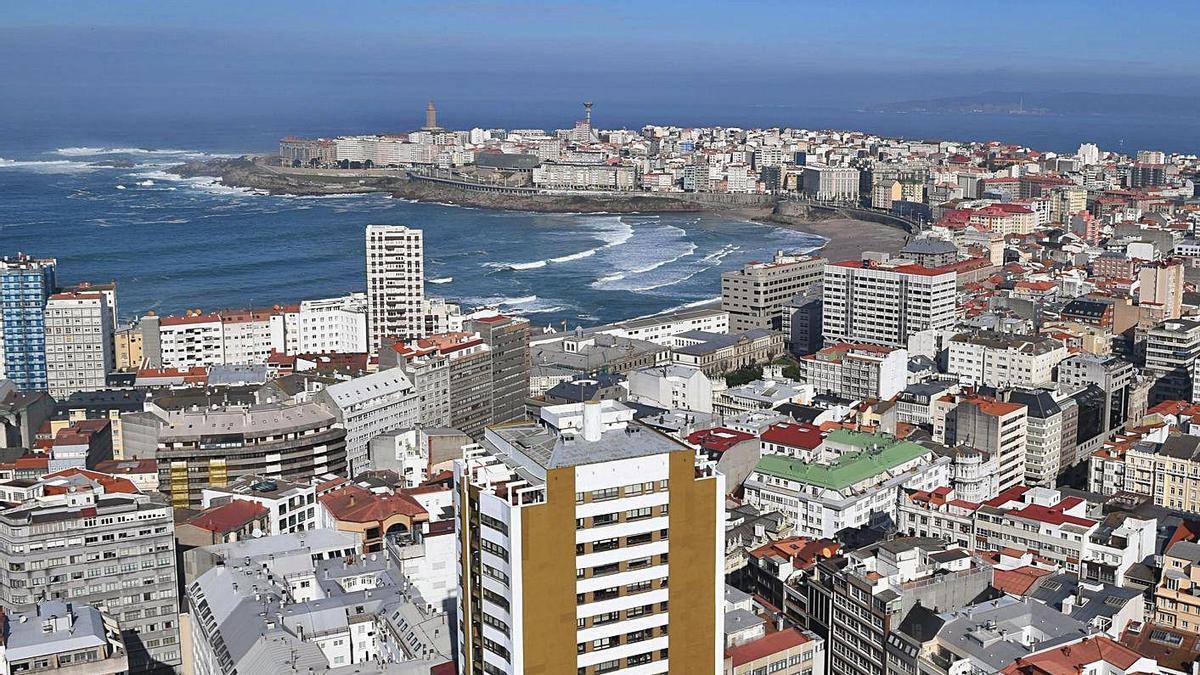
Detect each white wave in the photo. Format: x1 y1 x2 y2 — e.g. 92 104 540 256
629 264 715 292
702 244 741 262
136 179 155 187
501 295 538 306
629 242 696 275
55 146 238 159
521 305 566 315
115 185 126 190
0 157 97 173
428 277 453 284
488 215 635 271
597 272 626 283
549 249 597 263
134 170 267 197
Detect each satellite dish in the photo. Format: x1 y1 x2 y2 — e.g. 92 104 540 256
252 528 263 538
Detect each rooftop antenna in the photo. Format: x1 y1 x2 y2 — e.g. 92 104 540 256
583 101 593 127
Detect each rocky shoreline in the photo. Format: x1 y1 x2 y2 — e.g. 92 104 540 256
171 157 909 260
173 157 753 213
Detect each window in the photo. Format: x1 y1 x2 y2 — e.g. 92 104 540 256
627 507 652 521
591 488 619 502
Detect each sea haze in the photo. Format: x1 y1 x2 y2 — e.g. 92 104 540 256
0 147 824 328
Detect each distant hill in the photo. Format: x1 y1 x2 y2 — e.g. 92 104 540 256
864 91 1200 117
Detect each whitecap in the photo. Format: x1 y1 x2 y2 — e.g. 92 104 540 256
136 179 155 187
428 277 453 284
115 185 127 190
0 157 97 173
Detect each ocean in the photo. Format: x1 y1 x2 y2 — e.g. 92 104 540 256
2 109 1195 329
0 146 822 328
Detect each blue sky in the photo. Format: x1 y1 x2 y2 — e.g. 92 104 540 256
2 1 1198 142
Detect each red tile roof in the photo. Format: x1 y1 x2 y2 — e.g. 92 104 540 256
687 427 754 453
760 422 824 450
992 566 1053 596
1001 636 1142 674
41 468 139 495
319 485 428 523
726 628 811 668
186 500 268 533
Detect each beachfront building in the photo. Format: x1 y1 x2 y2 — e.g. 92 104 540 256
821 257 957 348
366 225 425 351
455 401 725 674
801 165 859 202
0 255 56 391
720 253 825 332
43 291 114 400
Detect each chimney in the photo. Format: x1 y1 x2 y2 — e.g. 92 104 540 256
582 401 603 442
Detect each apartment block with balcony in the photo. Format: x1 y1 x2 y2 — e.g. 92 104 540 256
455 400 725 674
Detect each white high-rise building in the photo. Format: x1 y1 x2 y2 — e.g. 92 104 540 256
43 291 114 399
1077 143 1100 166
295 293 369 354
822 257 957 348
366 225 425 351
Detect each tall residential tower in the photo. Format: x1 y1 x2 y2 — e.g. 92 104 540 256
455 401 725 674
366 225 425 351
0 255 56 391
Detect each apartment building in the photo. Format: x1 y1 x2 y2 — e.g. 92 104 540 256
156 311 224 369
1144 319 1200 405
967 203 1037 235
822 258 957 348
455 400 725 674
187 531 452 674
743 429 950 539
0 255 56 391
199 474 320 536
946 331 1068 388
0 600 129 674
466 313 531 426
944 397 1028 492
799 343 907 401
317 369 419 475
291 293 369 354
43 291 114 400
801 165 859 201
1155 540 1200 634
1122 433 1200 513
626 364 714 413
532 162 638 190
720 253 825 332
1138 258 1185 324
123 401 347 507
0 470 181 672
1059 353 1135 434
809 538 993 675
899 486 1156 585
365 225 425 351
1007 388 1070 487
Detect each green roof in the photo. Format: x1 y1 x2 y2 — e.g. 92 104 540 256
753 429 930 491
